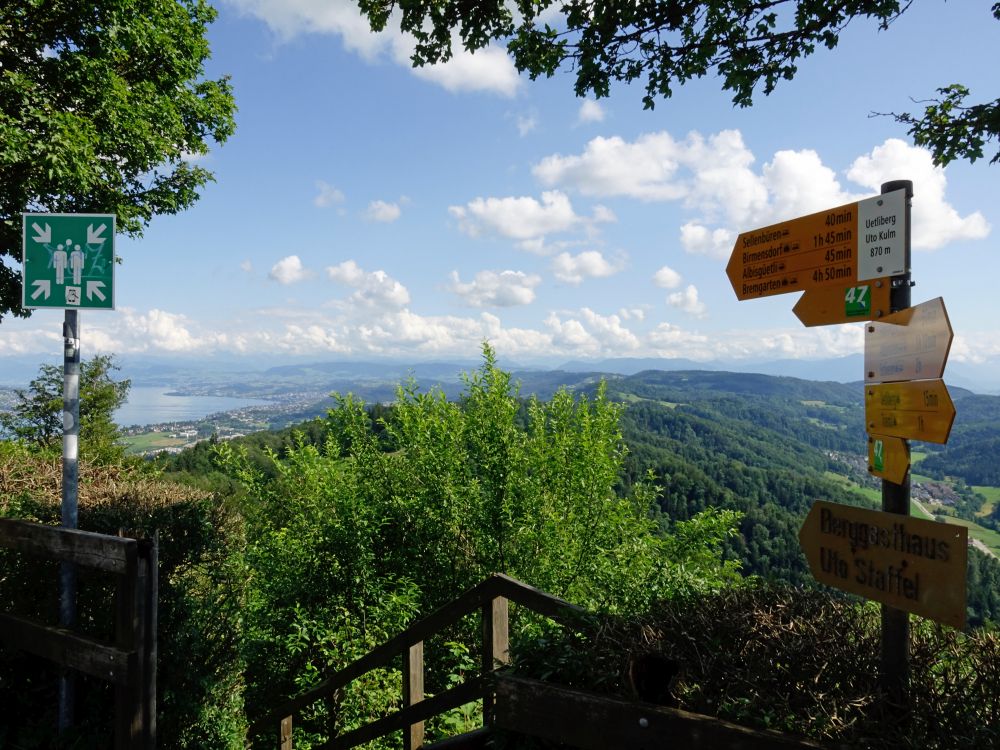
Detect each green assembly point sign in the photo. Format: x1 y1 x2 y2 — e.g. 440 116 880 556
22 213 116 310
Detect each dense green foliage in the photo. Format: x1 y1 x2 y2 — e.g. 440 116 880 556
0 444 247 748
0 354 130 463
357 1 998 166
0 0 236 321
226 347 743 746
507 584 1000 749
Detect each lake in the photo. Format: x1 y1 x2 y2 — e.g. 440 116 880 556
114 386 271 427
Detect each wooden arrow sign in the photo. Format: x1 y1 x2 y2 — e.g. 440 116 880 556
794 279 892 327
868 434 910 484
798 500 967 629
864 297 953 383
865 379 956 444
726 190 906 301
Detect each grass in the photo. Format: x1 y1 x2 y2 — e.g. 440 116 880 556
973 485 1000 518
123 432 190 455
823 471 881 504
936 515 1000 557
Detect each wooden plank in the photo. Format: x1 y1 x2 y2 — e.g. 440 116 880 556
280 716 293 750
0 519 135 574
494 675 826 750
144 538 158 749
319 676 487 750
481 597 509 726
403 641 424 750
0 611 133 685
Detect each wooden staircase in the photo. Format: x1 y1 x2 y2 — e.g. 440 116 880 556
251 574 828 749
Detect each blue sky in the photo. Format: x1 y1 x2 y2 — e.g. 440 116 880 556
2 0 997 373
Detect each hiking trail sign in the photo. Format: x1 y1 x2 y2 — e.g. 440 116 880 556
864 297 952 384
793 279 893 327
798 500 967 629
22 213 116 310
726 189 906 301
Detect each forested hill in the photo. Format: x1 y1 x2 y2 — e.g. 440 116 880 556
591 370 870 584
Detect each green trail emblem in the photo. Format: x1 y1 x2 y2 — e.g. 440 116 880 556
22 213 116 310
873 438 885 472
844 285 871 317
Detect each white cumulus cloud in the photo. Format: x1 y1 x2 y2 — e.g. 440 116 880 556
326 260 410 307
653 265 682 289
269 255 314 284
450 190 583 241
577 99 606 124
846 138 990 250
314 180 345 207
551 250 621 284
448 270 541 307
365 200 402 223
228 0 520 96
667 285 707 318
533 132 686 201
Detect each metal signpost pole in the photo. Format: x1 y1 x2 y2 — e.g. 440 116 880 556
58 309 81 730
879 179 914 709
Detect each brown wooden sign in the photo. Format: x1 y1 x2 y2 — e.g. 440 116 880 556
865 379 956 444
868 434 910 484
799 500 967 629
865 297 953 383
793 279 892 327
726 190 906 300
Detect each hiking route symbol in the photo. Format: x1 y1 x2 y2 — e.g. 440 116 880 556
22 213 116 310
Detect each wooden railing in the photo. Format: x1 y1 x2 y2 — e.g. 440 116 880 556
251 573 585 750
0 518 158 749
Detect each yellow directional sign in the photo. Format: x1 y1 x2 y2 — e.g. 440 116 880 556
726 190 907 300
793 280 892 327
865 297 953 383
868 434 910 484
865 379 956 444
799 500 967 629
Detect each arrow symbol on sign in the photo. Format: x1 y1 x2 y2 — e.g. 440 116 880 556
31 280 51 300
87 223 107 244
86 280 106 302
31 222 52 244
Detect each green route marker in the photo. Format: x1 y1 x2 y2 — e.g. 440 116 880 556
22 213 116 310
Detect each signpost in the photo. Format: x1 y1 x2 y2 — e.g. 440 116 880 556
868 435 910 485
798 501 967 629
864 297 952 383
22 213 116 310
793 279 892 327
865 379 956 444
725 189 906 301
21 212 116 734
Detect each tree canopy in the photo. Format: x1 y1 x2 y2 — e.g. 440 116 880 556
0 354 131 462
358 0 999 166
0 0 236 322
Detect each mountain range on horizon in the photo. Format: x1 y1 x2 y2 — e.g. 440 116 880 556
3 351 998 395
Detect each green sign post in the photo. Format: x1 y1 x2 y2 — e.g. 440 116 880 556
21 213 116 310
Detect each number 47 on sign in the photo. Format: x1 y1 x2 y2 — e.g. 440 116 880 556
794 281 892 327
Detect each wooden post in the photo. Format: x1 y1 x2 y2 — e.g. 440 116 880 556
279 715 293 750
481 597 510 727
115 540 142 750
403 641 424 750
142 535 158 749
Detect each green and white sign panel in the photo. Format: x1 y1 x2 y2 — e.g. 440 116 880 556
22 213 116 310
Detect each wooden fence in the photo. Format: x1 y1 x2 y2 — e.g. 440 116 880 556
253 573 827 750
0 518 157 749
